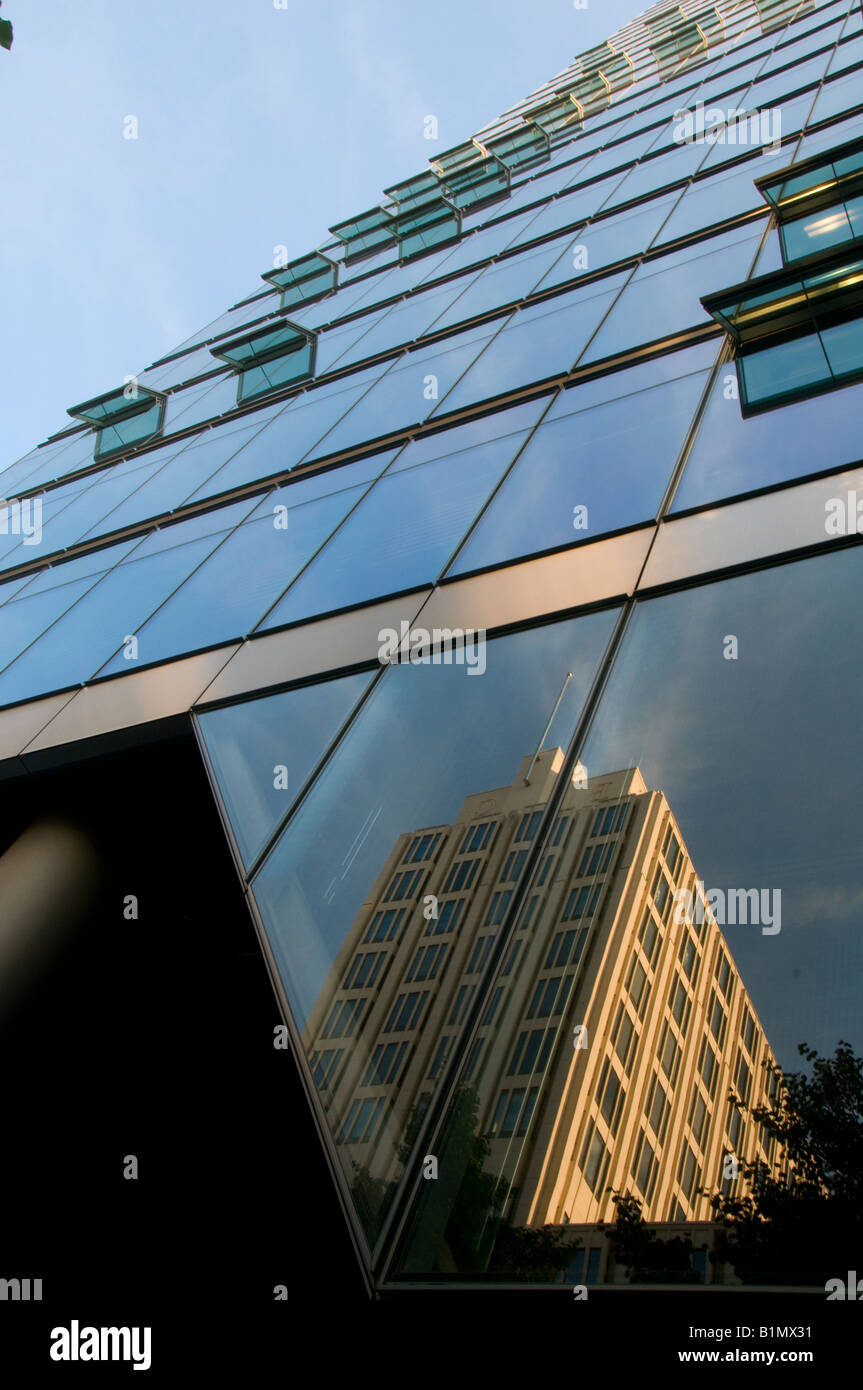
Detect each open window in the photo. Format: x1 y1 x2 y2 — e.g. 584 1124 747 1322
703 135 863 413
645 6 723 81
384 172 462 262
755 136 863 266
431 140 511 213
68 384 166 461
210 317 317 404
485 124 551 174
328 207 397 266
261 251 339 309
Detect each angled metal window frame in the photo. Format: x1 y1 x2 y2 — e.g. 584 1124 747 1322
209 316 317 405
68 384 167 462
430 140 512 215
329 206 398 266
261 250 340 310
702 243 863 413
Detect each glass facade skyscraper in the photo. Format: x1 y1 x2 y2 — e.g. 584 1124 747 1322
2 0 863 1301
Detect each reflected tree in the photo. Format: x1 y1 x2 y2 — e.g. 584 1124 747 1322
708 1040 863 1284
353 1085 580 1279
602 1192 699 1283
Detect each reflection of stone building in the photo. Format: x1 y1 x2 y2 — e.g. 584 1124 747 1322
304 749 780 1227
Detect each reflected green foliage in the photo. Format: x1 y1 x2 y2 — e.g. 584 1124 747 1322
709 1041 863 1284
0 5 11 51
603 1193 700 1284
387 1086 580 1280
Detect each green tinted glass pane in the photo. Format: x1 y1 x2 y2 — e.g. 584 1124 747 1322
820 318 863 379
741 332 830 405
400 215 461 261
69 388 158 428
782 204 852 261
95 401 163 459
238 342 315 402
487 127 550 171
216 322 309 368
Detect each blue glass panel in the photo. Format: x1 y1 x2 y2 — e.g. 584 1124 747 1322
433 272 631 417
500 157 596 214
198 671 375 869
244 450 397 511
846 190 863 236
671 369 863 511
125 496 257 557
0 436 81 499
26 432 97 492
0 570 40 606
251 609 617 1037
656 151 779 244
168 292 278 354
14 539 138 597
0 531 228 704
506 170 632 250
331 277 482 370
161 373 238 433
791 110 863 163
744 54 833 109
97 483 370 676
384 397 547 476
75 426 266 542
752 224 784 273
448 368 709 574
581 226 762 364
782 201 854 260
179 365 390 507
0 540 138 694
699 91 814 169
303 326 496 462
535 194 679 294
260 431 529 629
577 122 664 183
0 477 92 572
290 272 390 330
601 139 709 210
544 340 720 414
300 315 381 376
428 240 578 335
759 24 841 75
403 209 543 282
0 577 107 690
825 31 863 77
581 546 863 1067
137 343 225 392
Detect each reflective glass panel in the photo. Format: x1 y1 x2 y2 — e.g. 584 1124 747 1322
259 429 533 629
198 671 375 870
448 364 710 575
250 609 619 1244
672 364 863 510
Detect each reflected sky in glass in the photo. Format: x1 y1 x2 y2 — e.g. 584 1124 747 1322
580 547 863 1067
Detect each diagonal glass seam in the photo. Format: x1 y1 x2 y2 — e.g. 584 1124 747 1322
371 603 636 1282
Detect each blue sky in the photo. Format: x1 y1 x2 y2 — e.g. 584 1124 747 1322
0 0 646 468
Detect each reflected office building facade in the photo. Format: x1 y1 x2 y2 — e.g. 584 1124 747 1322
306 752 780 1282
1 0 862 1294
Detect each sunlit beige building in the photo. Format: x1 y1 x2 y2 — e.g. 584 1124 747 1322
304 748 780 1235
